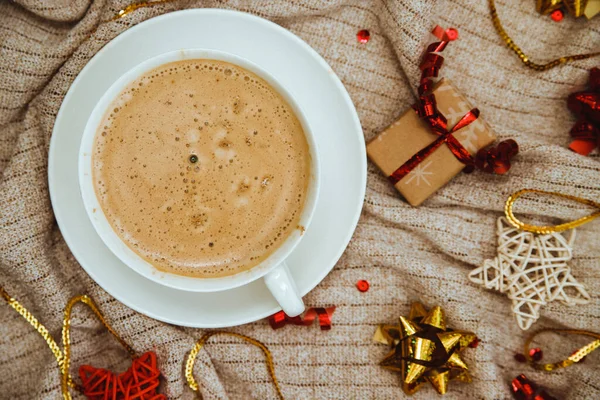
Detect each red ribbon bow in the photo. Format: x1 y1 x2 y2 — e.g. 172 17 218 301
389 26 518 184
268 307 336 330
511 374 558 400
389 27 480 185
79 351 166 400
475 139 519 174
568 67 600 156
389 107 479 184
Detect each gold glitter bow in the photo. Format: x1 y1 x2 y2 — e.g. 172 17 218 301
373 303 478 395
505 188 600 234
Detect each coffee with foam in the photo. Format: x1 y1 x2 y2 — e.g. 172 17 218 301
93 59 310 278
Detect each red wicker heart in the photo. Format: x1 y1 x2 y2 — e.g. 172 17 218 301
79 351 166 400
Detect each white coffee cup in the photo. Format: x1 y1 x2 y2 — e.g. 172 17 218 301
79 49 320 317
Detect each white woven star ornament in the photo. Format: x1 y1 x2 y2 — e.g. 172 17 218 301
469 217 590 330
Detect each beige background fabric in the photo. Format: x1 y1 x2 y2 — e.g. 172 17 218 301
1 0 599 398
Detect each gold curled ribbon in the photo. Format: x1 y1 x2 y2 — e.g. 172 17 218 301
186 331 284 400
0 286 135 400
489 0 600 71
505 188 600 234
524 328 600 371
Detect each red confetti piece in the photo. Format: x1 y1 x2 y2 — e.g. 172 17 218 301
356 280 370 292
550 9 564 22
529 347 543 362
356 29 370 44
268 307 336 330
431 26 458 42
79 351 166 400
514 353 527 363
511 374 558 400
468 337 480 348
445 28 459 41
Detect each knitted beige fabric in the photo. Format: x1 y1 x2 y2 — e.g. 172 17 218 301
1 1 599 399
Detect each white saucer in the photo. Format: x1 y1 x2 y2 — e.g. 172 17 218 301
48 9 366 328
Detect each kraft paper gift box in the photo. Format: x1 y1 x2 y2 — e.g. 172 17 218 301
367 79 496 206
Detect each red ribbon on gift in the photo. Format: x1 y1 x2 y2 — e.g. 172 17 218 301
388 26 518 185
79 351 166 400
389 108 479 184
268 307 336 330
389 26 478 185
568 67 600 156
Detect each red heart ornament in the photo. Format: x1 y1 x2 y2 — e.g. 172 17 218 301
79 351 166 400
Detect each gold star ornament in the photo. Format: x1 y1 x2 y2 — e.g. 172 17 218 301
373 303 478 395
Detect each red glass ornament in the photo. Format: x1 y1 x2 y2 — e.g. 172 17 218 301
356 280 370 292
550 9 564 22
356 29 370 44
529 348 543 362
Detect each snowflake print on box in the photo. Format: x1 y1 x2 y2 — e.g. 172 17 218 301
469 217 590 330
404 160 433 186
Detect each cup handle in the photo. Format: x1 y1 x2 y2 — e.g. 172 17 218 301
263 261 305 317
